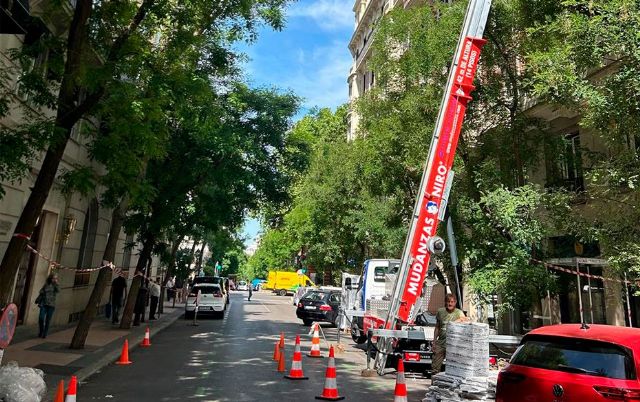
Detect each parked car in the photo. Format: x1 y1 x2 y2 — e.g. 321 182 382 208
237 281 248 291
496 324 640 402
296 289 342 327
185 283 227 319
193 276 229 305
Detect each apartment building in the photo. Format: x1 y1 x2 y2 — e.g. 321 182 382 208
0 0 160 327
347 0 636 334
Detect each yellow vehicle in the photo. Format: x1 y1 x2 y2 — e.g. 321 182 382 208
265 271 315 296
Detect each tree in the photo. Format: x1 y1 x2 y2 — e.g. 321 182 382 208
0 0 294 307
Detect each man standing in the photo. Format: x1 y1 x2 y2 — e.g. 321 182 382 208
133 279 149 326
432 294 465 374
110 274 127 324
149 279 161 320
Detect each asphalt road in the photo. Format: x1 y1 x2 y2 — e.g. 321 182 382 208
80 291 430 401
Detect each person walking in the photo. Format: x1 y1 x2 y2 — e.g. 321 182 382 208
35 273 59 338
247 283 253 301
174 277 184 303
149 278 161 319
166 276 175 302
133 279 149 326
431 293 466 375
110 274 127 324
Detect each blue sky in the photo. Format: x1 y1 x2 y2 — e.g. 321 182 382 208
239 0 354 247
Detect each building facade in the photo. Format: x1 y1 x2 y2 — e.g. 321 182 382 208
1 0 160 327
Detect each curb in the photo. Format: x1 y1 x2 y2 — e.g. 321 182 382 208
74 309 183 384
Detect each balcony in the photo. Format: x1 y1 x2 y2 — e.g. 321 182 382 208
1 0 30 35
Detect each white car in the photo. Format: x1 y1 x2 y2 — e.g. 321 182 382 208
185 284 227 318
237 281 248 291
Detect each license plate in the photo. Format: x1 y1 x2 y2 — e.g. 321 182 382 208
304 306 316 310
200 306 213 310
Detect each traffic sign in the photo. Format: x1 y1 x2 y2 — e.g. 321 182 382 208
0 303 18 348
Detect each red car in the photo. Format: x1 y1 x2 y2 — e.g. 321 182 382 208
497 324 640 402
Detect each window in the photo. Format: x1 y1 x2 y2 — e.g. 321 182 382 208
195 285 221 295
329 293 341 304
120 233 134 278
374 266 386 282
511 336 635 380
303 291 327 301
546 132 585 191
74 199 98 286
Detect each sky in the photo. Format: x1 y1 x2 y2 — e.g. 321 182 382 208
239 0 354 249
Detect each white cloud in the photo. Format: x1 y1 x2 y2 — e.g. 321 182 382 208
284 40 352 111
288 0 354 31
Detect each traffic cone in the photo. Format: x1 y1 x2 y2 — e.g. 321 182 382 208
284 335 309 380
140 327 152 347
53 380 65 402
308 323 323 358
277 347 286 373
273 341 280 361
65 375 77 402
393 359 408 402
315 346 345 401
115 339 132 365
279 332 285 349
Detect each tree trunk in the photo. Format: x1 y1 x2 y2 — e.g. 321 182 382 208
70 196 129 349
195 243 206 273
119 234 155 329
0 0 94 307
158 237 183 314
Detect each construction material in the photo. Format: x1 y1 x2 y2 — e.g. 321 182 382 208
424 322 496 402
0 361 47 402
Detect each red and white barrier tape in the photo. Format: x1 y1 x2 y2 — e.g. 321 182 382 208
531 259 631 285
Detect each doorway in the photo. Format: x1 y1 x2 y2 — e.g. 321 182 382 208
12 217 42 324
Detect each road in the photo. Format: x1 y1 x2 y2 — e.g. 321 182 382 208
80 291 430 401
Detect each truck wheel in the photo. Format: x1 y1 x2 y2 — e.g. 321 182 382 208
278 289 287 296
351 322 366 344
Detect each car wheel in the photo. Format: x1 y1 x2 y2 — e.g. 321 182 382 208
278 289 287 297
351 321 366 344
302 319 313 326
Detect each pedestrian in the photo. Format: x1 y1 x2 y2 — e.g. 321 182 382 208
431 293 466 375
166 276 175 302
248 283 253 301
110 274 127 324
35 273 59 338
181 279 189 304
174 277 184 303
133 279 149 326
149 278 161 320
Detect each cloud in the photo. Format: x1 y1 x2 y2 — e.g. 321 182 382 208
288 0 353 31
284 40 352 111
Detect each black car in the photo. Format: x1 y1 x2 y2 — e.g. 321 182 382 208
296 290 341 327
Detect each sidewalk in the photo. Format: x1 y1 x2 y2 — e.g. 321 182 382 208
1 301 184 400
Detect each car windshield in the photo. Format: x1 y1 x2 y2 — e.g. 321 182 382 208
239 281 247 286
303 291 327 301
511 335 636 380
195 286 222 296
193 276 222 285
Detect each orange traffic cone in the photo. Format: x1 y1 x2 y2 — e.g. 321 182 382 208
65 375 77 402
115 339 132 365
308 323 323 358
277 347 286 373
315 346 345 401
279 332 285 349
53 380 65 402
284 335 309 380
273 341 280 361
393 359 408 402
141 327 152 347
